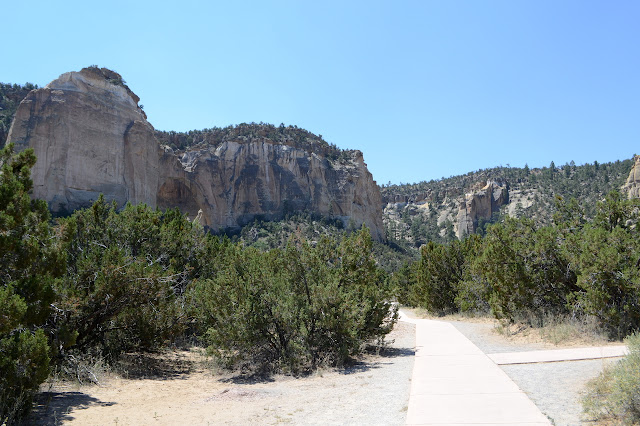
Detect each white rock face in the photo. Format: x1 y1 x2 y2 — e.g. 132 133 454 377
622 155 640 199
8 68 384 240
7 68 159 213
455 180 508 239
157 140 384 240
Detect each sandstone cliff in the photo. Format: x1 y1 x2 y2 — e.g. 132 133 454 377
157 141 383 239
7 67 384 240
455 180 508 239
622 155 640 199
7 67 159 213
382 180 510 244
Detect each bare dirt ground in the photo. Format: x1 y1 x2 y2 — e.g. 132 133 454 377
33 321 416 425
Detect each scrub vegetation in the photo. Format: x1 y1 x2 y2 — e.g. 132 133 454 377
392 189 640 425
393 192 640 339
0 143 395 424
1 100 639 422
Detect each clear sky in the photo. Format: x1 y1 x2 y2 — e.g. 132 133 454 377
4 1 639 185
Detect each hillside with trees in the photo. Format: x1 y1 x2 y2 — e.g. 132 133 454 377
394 191 640 340
2 79 640 424
155 122 354 162
381 159 634 251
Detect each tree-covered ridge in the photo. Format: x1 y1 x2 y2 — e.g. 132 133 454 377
382 159 633 215
0 83 36 147
155 122 354 162
381 158 635 249
1 74 352 163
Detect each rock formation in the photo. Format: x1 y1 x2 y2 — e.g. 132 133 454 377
7 67 159 213
455 180 508 239
157 141 383 239
7 67 384 240
622 155 640 199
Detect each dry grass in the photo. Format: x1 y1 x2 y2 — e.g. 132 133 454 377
493 315 613 348
582 332 640 425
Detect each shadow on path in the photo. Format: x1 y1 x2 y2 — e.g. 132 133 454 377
341 345 415 375
31 391 116 425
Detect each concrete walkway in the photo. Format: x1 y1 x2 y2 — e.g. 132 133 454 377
400 310 629 425
401 312 551 425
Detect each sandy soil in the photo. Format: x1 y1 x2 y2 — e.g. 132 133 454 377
33 321 416 425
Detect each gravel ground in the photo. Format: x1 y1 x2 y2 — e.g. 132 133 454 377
501 358 619 426
451 320 551 353
449 320 622 426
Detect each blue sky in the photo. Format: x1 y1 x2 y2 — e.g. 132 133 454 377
4 1 639 185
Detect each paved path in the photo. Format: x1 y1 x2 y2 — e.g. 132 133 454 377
399 310 628 425
402 313 550 425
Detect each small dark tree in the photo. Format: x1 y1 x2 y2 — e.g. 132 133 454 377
411 241 463 315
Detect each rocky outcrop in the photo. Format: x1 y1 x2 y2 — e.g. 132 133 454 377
7 67 159 213
7 68 384 240
622 155 640 199
455 180 508 238
157 142 383 239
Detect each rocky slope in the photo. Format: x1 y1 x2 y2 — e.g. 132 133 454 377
455 180 508 239
157 139 383 239
7 67 384 240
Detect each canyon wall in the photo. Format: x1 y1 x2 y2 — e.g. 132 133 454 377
7 67 384 240
7 67 159 213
